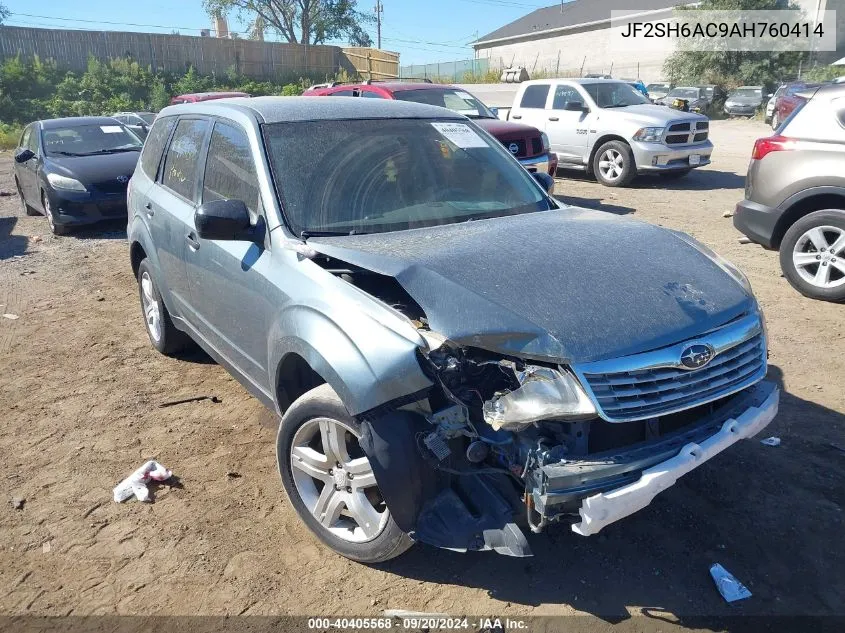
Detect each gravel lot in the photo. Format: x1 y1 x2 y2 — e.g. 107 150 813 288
1 119 844 627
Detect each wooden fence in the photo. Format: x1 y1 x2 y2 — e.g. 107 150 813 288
0 26 399 81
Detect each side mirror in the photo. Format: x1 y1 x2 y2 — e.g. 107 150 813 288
564 101 587 112
195 199 254 241
532 171 555 195
14 148 34 163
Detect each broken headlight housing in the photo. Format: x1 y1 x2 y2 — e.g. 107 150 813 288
482 366 596 431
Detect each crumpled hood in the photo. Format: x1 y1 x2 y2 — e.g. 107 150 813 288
601 104 708 126
309 209 753 363
46 151 140 184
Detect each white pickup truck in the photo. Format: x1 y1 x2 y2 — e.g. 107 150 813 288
508 78 714 187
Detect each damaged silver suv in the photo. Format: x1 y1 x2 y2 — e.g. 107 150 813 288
128 96 779 563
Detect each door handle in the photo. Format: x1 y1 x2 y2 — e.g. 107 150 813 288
548 116 560 121
511 115 522 119
185 233 200 250
144 202 154 217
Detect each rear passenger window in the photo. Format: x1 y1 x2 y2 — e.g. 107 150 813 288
140 117 176 179
361 91 384 98
331 90 356 97
520 85 550 108
202 122 260 214
161 119 209 201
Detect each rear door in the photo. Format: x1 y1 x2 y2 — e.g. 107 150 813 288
510 83 551 131
546 83 591 164
186 118 272 389
149 116 211 322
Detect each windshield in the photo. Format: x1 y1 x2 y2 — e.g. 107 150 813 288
581 82 648 108
263 118 552 236
139 113 156 124
42 123 142 157
730 88 762 98
667 88 700 99
391 88 496 119
647 83 670 92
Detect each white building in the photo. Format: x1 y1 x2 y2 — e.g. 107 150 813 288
473 0 839 83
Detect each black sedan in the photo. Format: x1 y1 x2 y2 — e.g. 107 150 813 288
13 116 143 235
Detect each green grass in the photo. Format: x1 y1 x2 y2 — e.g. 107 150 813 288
0 124 22 151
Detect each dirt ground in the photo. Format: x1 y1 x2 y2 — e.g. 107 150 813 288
1 119 844 627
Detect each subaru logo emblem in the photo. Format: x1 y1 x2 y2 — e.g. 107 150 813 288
117 175 129 184
508 143 519 154
680 343 715 370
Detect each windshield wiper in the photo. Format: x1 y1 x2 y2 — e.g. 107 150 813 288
49 150 84 157
301 229 365 239
602 104 632 109
78 148 141 155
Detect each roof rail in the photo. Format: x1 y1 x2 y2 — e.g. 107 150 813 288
363 77 432 85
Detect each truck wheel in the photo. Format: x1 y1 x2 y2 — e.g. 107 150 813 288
593 141 635 187
771 110 780 129
779 210 845 302
136 259 192 354
277 384 414 563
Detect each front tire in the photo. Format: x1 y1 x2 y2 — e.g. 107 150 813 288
41 192 69 235
136 258 191 354
779 210 845 302
771 110 780 130
593 141 635 187
277 384 413 563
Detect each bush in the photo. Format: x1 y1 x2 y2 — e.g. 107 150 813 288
0 122 22 150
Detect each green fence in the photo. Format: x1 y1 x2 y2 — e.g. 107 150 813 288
399 58 489 82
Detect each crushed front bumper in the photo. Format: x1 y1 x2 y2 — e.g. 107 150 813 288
526 381 778 536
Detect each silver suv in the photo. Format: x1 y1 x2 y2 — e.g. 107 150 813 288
128 96 777 563
509 79 713 187
734 82 845 302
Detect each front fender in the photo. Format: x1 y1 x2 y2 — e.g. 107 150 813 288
269 302 433 416
127 215 173 309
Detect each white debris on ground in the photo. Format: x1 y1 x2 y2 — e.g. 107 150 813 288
113 460 173 503
710 563 752 602
760 437 781 446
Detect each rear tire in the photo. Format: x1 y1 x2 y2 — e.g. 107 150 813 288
771 110 780 130
779 210 845 303
592 140 635 187
136 258 192 354
277 384 414 563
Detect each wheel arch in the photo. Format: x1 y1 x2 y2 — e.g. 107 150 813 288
774 188 845 249
588 134 632 172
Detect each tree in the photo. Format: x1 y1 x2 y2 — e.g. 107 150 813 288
0 3 9 24
663 0 809 88
203 0 374 46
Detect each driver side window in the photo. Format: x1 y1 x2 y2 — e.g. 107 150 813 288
552 85 582 110
25 126 39 154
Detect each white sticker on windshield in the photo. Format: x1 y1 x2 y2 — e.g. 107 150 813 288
100 126 123 133
431 122 488 149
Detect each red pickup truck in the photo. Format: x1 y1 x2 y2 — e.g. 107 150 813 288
303 80 558 176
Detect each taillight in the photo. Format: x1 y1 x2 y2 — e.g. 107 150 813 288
751 135 796 160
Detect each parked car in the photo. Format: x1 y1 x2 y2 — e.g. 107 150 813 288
169 91 250 105
765 84 786 124
509 78 712 186
734 82 845 302
624 79 649 99
658 86 708 113
13 116 143 235
646 82 673 101
128 96 777 563
584 73 612 79
771 82 820 129
723 86 765 117
303 80 558 176
112 111 156 139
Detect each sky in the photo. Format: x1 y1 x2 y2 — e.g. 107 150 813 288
0 0 556 65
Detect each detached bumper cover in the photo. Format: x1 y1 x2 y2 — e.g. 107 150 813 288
571 383 779 536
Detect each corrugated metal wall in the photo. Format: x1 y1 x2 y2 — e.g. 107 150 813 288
0 26 399 80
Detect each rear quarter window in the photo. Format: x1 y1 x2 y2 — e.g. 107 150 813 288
520 85 550 109
140 117 176 180
161 119 210 201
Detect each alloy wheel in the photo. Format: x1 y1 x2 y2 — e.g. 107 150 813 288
290 417 387 543
792 225 845 289
42 195 57 233
140 271 163 342
598 149 624 182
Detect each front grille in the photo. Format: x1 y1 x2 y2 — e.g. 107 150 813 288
92 179 130 195
693 132 708 142
499 138 527 158
580 331 766 422
530 137 543 156
666 134 689 144
696 121 709 130
668 122 691 132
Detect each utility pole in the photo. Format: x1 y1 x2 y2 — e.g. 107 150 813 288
375 0 384 49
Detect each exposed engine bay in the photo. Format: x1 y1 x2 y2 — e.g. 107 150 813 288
315 252 776 557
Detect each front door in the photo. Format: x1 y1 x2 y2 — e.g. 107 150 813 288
546 84 591 165
185 119 274 392
16 125 40 204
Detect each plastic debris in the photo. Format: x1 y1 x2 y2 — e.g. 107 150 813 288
722 210 734 218
2 313 19 320
11 496 25 510
738 236 753 244
42 541 51 554
113 460 173 503
710 563 752 603
760 436 781 447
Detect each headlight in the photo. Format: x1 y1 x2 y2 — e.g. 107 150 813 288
632 127 665 142
482 366 596 431
47 173 87 192
674 232 754 295
540 132 550 152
